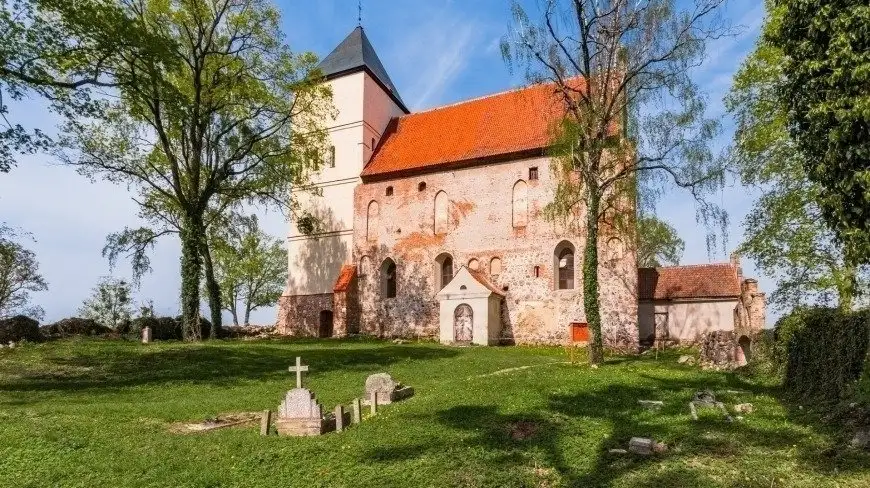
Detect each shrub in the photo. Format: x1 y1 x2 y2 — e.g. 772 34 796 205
737 329 781 381
131 316 182 341
40 317 113 338
0 315 41 343
174 316 212 340
781 307 870 404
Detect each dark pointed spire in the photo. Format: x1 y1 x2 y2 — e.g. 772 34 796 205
317 27 409 113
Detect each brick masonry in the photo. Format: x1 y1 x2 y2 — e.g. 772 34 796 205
350 155 639 349
276 293 333 337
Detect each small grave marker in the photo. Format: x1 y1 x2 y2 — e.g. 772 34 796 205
335 405 345 432
260 410 271 436
352 398 362 424
370 391 378 416
142 326 152 344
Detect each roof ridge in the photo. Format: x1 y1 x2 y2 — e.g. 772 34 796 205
649 262 734 270
404 81 557 118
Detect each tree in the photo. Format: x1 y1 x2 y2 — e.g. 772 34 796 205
78 276 133 329
60 0 331 340
0 225 47 319
210 215 285 325
769 0 870 264
637 215 684 267
1 0 170 173
727 0 868 311
502 0 731 364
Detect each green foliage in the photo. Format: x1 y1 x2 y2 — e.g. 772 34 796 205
780 307 870 404
78 277 133 330
770 0 870 264
0 224 47 320
40 317 112 338
209 214 286 325
727 0 868 310
58 0 333 340
0 314 40 343
502 0 731 362
636 215 684 267
0 0 170 173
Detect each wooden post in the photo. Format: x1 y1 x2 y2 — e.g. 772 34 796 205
334 405 345 432
260 410 271 436
352 398 362 424
370 391 378 416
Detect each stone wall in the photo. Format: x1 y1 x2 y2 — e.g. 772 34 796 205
351 155 639 349
699 330 738 370
276 294 333 337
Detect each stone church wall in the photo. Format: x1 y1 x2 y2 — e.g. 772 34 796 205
351 155 639 349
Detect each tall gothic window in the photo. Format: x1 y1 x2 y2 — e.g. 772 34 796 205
367 200 379 242
434 191 449 234
512 180 528 228
381 258 397 298
555 241 575 290
435 253 453 290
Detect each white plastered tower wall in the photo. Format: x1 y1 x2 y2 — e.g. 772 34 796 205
286 71 406 296
277 26 409 336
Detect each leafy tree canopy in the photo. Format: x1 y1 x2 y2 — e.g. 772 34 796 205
637 216 684 268
769 0 870 264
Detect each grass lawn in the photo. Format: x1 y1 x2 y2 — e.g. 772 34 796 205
0 338 867 487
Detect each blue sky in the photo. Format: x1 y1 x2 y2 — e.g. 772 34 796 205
0 0 770 324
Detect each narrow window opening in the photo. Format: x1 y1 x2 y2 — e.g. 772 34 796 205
418 181 427 192
371 137 376 151
385 186 394 196
533 266 540 278
529 167 538 180
328 145 336 168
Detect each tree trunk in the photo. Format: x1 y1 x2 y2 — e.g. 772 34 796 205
230 307 239 326
583 190 604 365
200 238 222 339
179 215 204 341
244 302 251 326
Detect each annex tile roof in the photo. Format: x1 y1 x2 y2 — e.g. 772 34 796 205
468 268 506 296
638 264 741 301
333 265 357 292
317 26 408 113
361 80 580 179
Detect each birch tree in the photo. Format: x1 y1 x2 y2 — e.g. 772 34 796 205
503 0 732 364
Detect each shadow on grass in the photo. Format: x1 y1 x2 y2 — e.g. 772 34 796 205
0 338 458 393
361 363 867 486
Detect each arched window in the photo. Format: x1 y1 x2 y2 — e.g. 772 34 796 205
435 253 453 290
512 180 528 228
554 241 575 290
468 258 480 271
381 258 397 298
434 191 449 234
359 255 372 278
385 186 393 196
606 237 625 261
366 201 379 242
490 257 502 276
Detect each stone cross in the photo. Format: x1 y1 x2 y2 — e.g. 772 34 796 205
288 357 309 388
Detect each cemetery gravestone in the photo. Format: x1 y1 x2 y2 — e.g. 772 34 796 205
363 373 414 405
274 357 335 436
142 326 152 344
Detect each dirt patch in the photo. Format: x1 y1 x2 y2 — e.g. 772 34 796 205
168 412 260 434
508 420 540 441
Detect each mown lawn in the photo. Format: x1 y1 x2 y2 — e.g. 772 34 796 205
0 338 866 487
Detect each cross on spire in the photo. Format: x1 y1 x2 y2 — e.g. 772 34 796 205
288 356 309 388
357 0 362 27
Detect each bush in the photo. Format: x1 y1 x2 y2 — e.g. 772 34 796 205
737 329 781 381
174 316 212 340
129 316 212 341
781 307 870 404
40 317 113 338
0 315 41 343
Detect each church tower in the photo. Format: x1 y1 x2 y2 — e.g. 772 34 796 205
278 27 408 336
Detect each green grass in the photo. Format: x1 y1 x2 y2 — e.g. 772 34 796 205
0 338 867 488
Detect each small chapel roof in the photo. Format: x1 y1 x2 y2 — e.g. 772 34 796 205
361 79 588 180
317 26 408 113
638 264 742 301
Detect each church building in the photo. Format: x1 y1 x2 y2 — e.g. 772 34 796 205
276 27 765 350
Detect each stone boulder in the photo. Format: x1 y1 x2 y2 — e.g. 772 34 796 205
0 315 41 343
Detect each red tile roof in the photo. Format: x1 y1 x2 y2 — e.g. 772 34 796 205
468 268 506 296
638 264 741 301
333 265 357 292
361 80 579 179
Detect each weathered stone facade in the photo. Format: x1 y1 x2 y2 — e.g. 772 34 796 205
276 294 332 337
351 155 639 349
